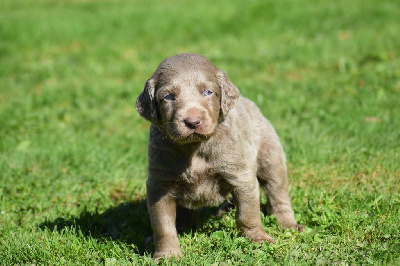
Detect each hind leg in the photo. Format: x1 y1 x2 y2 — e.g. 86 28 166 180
216 198 235 218
257 140 303 231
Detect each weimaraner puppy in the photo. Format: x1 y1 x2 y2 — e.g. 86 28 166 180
136 53 303 260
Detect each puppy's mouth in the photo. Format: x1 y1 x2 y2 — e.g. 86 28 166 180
166 121 215 144
170 132 209 144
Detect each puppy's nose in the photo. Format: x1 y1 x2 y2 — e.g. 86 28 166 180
184 117 201 129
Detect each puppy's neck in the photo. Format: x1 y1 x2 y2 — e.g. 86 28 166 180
174 141 202 157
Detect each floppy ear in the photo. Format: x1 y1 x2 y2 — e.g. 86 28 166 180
136 78 158 124
217 70 240 121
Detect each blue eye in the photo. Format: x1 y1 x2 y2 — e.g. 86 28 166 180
164 94 175 101
204 90 213 96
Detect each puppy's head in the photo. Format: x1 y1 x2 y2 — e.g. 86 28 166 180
136 53 240 144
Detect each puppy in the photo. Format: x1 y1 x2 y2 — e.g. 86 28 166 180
136 53 302 260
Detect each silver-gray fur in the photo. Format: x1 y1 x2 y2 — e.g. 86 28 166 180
136 53 303 260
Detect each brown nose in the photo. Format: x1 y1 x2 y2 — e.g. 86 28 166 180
184 117 201 129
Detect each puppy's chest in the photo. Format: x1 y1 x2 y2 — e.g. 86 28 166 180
180 160 213 181
175 158 228 209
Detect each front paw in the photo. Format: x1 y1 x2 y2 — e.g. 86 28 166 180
293 224 304 232
153 249 182 261
242 226 276 244
275 212 303 231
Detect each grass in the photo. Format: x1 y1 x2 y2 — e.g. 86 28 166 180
0 0 399 264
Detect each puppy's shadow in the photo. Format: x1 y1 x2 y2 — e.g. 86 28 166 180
39 199 152 254
38 199 224 255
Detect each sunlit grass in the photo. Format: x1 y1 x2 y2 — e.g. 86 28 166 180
0 0 399 264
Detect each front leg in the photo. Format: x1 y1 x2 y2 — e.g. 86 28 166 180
147 180 181 260
231 179 275 244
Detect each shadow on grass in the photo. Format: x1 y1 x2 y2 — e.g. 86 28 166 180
39 199 152 255
38 199 228 255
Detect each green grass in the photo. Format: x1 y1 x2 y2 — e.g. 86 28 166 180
1 0 399 264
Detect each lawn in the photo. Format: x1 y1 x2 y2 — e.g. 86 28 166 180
0 0 399 264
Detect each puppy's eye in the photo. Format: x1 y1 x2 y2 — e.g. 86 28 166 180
164 94 175 101
203 90 213 96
